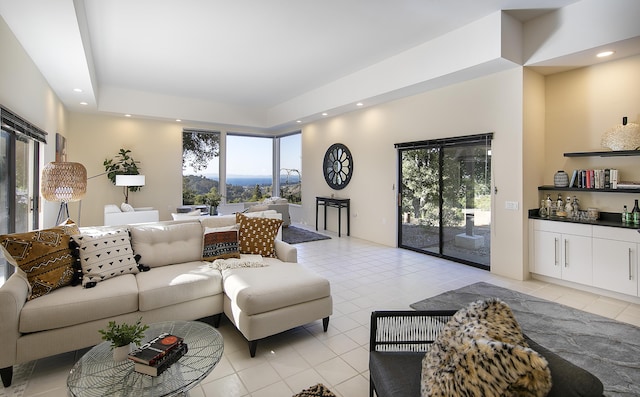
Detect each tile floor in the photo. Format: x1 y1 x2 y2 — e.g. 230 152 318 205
6 226 640 397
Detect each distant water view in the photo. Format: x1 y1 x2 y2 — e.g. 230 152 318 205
207 175 300 187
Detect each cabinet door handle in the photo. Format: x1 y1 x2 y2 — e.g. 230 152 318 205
554 237 559 266
629 248 633 281
564 239 568 267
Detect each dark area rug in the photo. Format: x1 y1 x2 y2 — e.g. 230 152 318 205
282 226 331 244
411 282 640 396
292 383 336 397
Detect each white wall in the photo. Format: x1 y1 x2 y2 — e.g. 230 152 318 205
300 68 526 279
0 15 68 229
522 68 547 279
544 54 640 213
67 113 185 227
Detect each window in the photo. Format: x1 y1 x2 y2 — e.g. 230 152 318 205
181 129 301 207
396 133 492 269
182 129 221 207
278 133 301 204
1 106 45 283
226 135 273 203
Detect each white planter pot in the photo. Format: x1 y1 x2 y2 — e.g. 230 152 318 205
112 344 133 362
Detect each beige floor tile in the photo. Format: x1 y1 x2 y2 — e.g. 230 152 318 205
333 374 370 397
284 368 330 394
250 380 294 397
314 357 358 386
237 362 281 392
340 346 369 373
201 374 249 397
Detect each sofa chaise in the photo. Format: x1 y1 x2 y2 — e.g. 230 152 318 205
0 212 332 387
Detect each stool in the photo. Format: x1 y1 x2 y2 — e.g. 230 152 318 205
221 260 332 356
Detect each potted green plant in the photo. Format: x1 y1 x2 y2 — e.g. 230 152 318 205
103 149 143 203
98 317 149 361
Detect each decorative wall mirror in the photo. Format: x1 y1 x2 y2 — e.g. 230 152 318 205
323 143 353 189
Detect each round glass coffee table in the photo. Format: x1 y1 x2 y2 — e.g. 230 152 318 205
67 320 223 396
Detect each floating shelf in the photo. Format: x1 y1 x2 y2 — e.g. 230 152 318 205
538 185 640 194
564 150 640 157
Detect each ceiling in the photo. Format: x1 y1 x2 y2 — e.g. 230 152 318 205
0 0 607 133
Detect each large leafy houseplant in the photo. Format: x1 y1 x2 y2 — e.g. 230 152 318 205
98 317 149 349
103 148 143 193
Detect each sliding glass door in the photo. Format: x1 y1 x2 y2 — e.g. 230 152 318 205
397 134 492 269
1 108 43 283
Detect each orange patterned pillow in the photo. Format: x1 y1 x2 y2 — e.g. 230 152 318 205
237 213 283 258
0 227 76 299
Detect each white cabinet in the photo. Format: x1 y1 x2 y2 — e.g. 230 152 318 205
592 227 639 296
532 220 593 285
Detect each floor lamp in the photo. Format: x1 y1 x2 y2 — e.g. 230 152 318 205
41 162 87 226
115 174 145 204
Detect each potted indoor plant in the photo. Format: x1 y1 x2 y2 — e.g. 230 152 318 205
98 317 149 361
103 148 143 203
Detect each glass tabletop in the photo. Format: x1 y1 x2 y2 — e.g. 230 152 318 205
67 320 223 397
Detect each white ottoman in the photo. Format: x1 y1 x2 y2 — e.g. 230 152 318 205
221 260 332 356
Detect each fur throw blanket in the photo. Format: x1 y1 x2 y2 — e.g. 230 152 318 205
421 298 551 397
209 254 267 270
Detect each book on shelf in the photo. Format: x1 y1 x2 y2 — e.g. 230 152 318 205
128 333 184 366
571 169 619 189
569 170 578 187
134 343 188 376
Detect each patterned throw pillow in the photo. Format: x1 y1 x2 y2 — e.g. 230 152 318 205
202 225 240 261
71 229 138 287
421 298 551 397
292 384 337 397
236 213 283 258
0 226 77 300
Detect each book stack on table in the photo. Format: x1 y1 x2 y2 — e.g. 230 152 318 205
128 333 188 376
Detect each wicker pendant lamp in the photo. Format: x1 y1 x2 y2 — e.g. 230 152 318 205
41 162 87 224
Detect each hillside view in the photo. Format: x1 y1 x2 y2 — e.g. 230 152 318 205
183 174 301 207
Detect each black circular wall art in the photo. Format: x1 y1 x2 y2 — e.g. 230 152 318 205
323 143 353 190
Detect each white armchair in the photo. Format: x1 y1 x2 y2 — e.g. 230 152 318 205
103 204 159 226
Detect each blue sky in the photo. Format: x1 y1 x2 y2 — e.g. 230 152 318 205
183 133 301 178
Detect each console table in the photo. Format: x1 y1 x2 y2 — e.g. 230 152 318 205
316 196 350 237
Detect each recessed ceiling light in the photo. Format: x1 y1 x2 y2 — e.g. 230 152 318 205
356 102 363 107
124 114 132 117
79 102 88 106
597 50 614 58
73 88 83 93
176 119 182 122
296 120 302 123
322 112 328 116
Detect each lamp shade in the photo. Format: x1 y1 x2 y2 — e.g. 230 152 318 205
115 174 145 186
41 162 87 202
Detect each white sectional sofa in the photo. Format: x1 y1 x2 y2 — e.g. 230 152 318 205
0 214 332 387
104 204 159 226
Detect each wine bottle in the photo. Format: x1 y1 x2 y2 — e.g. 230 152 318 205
622 205 628 224
633 199 640 225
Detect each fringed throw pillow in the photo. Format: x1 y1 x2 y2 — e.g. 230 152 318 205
421 298 552 397
71 229 138 287
0 226 77 300
202 225 241 261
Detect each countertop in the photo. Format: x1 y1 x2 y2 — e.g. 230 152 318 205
528 209 640 230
